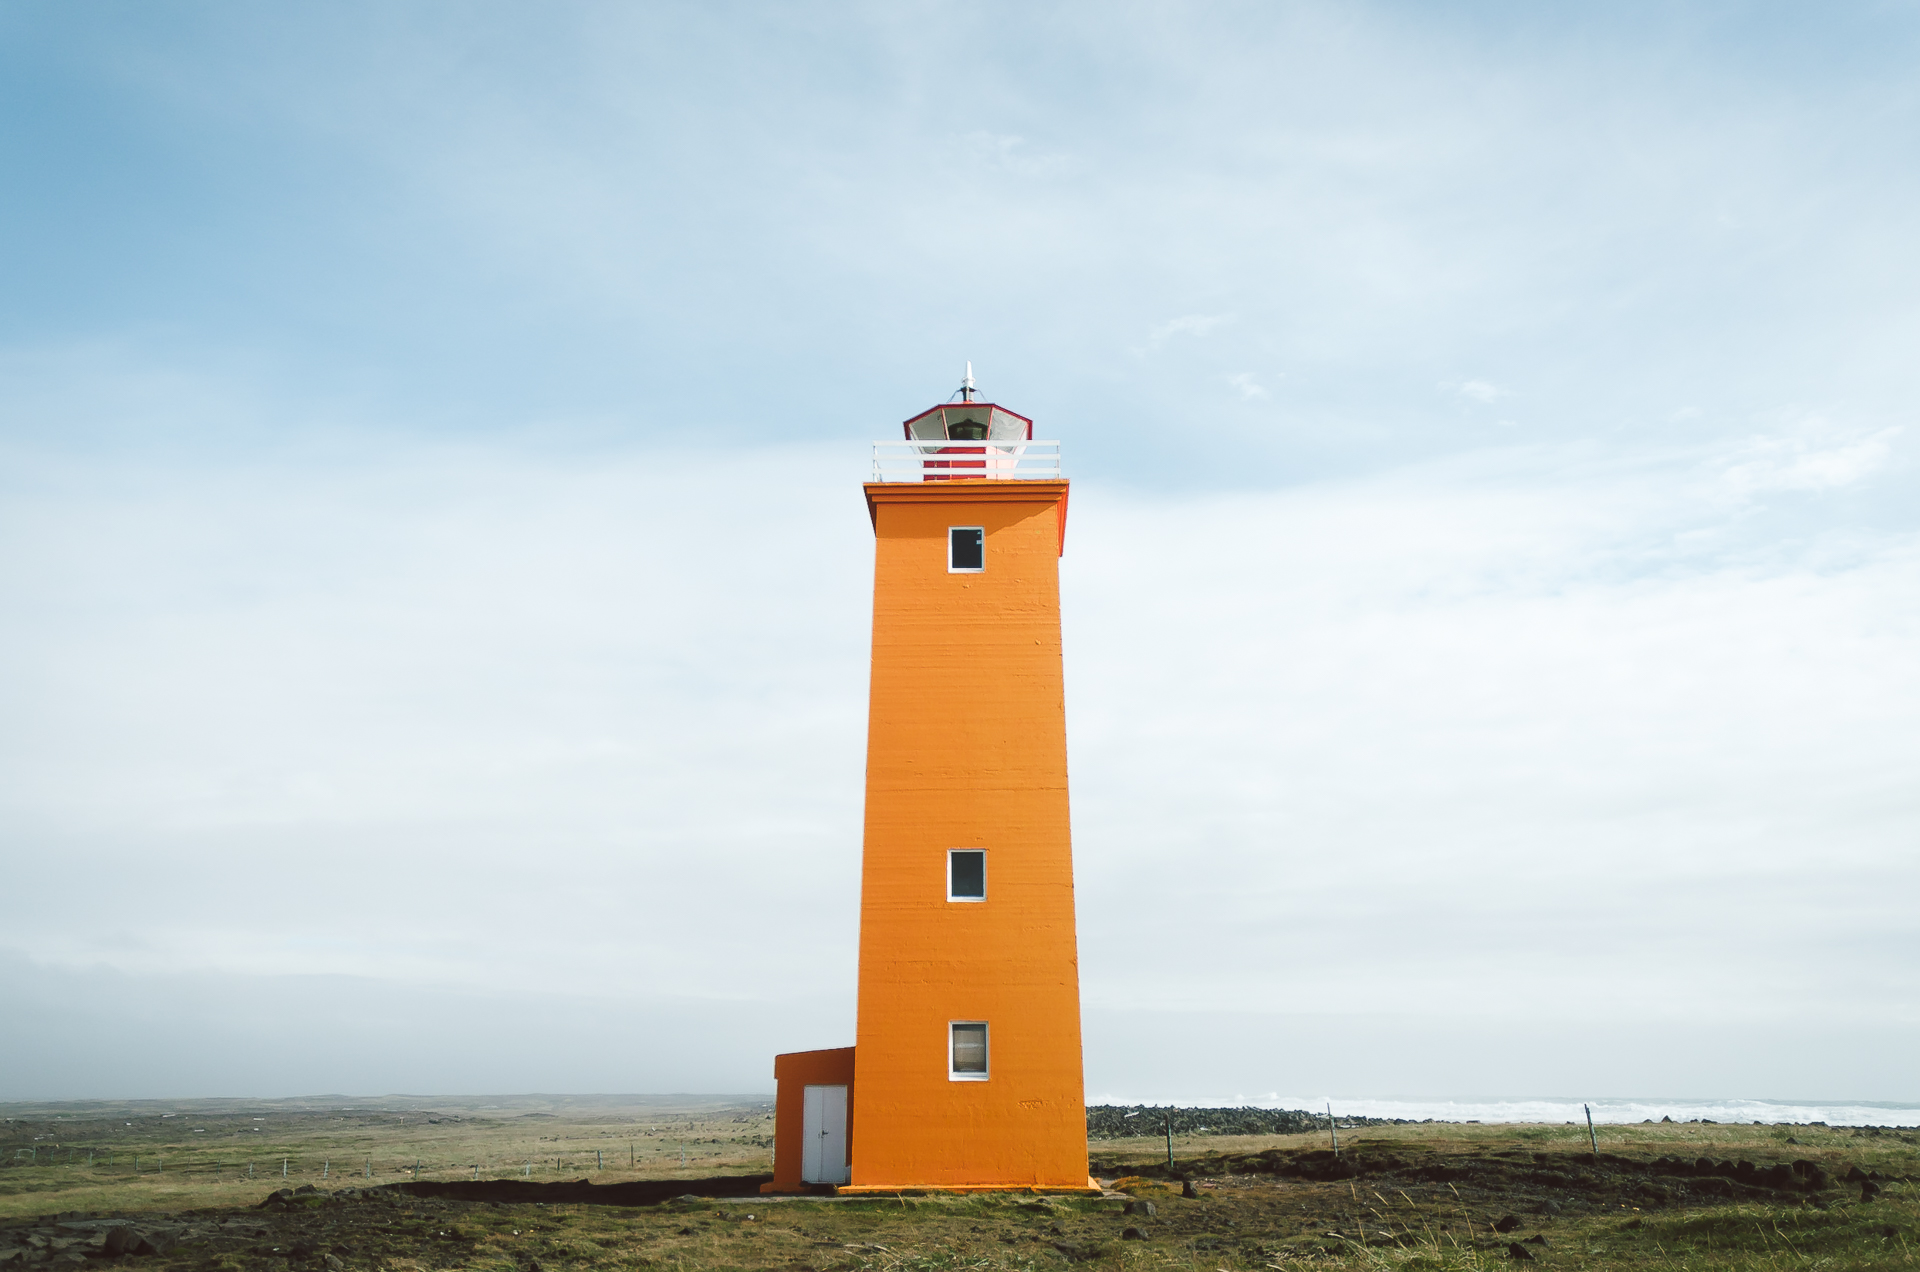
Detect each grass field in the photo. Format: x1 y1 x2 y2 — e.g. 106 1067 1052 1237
3 1097 1913 1271
0 1095 774 1222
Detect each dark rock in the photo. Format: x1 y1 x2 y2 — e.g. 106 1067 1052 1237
294 1185 318 1196
1123 1200 1157 1218
1494 1215 1521 1233
130 1234 174 1258
1181 1178 1200 1199
1506 1241 1535 1261
1791 1160 1829 1189
323 1257 345 1271
101 1228 139 1257
1660 1116 1673 1123
1085 1105 1360 1141
1524 1235 1549 1246
290 1242 318 1260
1862 1181 1882 1202
528 1260 545 1272
1121 1227 1147 1241
1296 1153 1360 1181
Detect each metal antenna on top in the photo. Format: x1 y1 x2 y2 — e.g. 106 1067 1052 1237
960 362 977 402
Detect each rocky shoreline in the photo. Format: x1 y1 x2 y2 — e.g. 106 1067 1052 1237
1086 1105 1408 1140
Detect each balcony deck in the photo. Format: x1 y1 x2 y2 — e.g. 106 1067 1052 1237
870 440 1062 483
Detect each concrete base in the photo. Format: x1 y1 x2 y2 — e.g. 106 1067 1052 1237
833 1177 1103 1197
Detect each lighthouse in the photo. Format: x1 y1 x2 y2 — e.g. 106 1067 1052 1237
764 372 1095 1194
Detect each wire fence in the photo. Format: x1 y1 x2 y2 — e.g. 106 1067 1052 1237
5 1141 771 1182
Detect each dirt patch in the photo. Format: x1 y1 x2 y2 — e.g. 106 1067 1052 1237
383 1174 771 1207
1095 1141 1908 1215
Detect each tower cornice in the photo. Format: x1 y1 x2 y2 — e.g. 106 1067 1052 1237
862 480 1070 555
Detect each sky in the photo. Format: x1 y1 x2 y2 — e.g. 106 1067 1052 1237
2 1 1917 1105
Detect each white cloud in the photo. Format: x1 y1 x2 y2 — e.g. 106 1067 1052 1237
1444 378 1510 403
0 437 873 1005
1067 443 1920 1036
961 131 1084 178
1148 313 1233 343
3 424 1916 1099
1228 371 1268 399
7 1 1920 1099
1719 422 1900 495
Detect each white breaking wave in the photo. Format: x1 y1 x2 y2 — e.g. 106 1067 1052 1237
1086 1095 1920 1128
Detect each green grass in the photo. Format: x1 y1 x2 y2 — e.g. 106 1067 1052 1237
2 1099 1914 1270
0 1094 774 1221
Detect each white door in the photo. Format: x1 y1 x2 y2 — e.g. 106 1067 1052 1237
801 1084 849 1186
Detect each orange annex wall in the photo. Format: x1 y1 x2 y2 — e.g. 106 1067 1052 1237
847 480 1093 1193
763 1047 856 1193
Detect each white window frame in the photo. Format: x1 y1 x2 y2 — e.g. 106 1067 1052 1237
949 1020 989 1081
948 526 985 573
947 849 987 902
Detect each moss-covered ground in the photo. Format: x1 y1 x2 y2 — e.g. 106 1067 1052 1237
2 1098 1912 1270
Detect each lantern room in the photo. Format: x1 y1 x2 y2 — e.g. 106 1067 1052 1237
901 402 1034 444
871 367 1061 485
900 361 1035 445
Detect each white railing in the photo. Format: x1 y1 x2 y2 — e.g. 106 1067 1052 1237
871 440 1062 482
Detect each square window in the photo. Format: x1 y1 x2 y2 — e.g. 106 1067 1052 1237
949 526 984 572
950 1022 988 1079
948 850 986 901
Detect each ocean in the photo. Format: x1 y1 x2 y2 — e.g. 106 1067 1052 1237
1088 1095 1920 1127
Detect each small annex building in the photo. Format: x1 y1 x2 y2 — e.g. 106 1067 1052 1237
763 374 1097 1195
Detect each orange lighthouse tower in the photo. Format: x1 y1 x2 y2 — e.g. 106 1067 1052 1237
765 370 1095 1194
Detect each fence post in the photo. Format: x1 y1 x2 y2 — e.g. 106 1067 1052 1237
597 1150 603 1171
249 1163 253 1179
323 1161 329 1179
283 1159 288 1178
366 1158 371 1179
